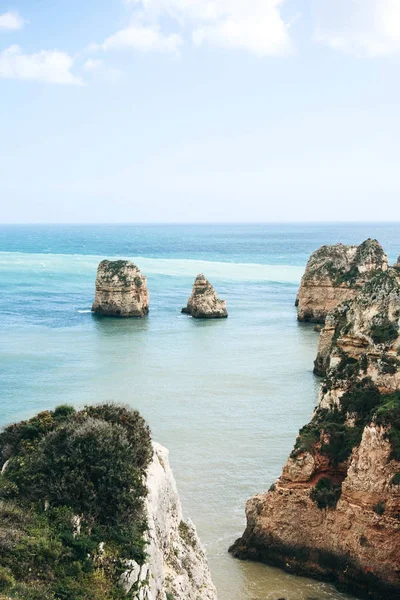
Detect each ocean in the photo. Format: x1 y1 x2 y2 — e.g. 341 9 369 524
1 222 399 600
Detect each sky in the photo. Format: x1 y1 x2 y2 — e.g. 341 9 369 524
1 0 400 223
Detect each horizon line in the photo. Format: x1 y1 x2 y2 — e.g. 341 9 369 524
1 221 400 227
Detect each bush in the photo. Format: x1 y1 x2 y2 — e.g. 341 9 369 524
0 403 152 600
372 501 386 515
310 477 342 510
391 473 400 485
370 321 398 345
0 566 15 591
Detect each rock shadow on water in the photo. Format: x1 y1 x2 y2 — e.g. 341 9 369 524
92 311 151 337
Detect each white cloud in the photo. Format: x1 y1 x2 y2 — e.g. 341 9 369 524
83 58 103 71
83 58 122 82
313 0 400 56
0 45 82 84
100 23 183 53
116 0 291 56
0 11 25 31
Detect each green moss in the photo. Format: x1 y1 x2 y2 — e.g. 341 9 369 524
0 403 152 600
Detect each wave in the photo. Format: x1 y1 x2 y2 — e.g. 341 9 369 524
0 251 304 284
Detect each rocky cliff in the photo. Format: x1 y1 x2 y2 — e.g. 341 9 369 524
296 239 388 323
121 442 217 600
92 259 149 317
182 274 228 319
231 268 400 600
0 405 217 600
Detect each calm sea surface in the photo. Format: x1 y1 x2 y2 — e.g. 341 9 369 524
1 223 400 600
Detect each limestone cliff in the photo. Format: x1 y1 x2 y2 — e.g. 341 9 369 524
182 274 228 319
92 259 149 317
231 268 400 600
121 443 217 600
296 239 388 323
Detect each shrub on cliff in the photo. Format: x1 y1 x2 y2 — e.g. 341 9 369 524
0 403 152 600
310 477 342 510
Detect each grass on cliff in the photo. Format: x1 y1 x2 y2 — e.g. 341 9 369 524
0 403 153 600
292 380 400 509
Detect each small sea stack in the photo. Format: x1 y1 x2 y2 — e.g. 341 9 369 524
92 259 149 317
182 274 228 319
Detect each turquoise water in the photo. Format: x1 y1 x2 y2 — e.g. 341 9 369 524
1 223 400 600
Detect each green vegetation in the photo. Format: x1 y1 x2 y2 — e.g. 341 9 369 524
370 320 398 345
374 392 400 461
293 380 400 470
391 473 400 485
372 501 386 515
0 403 152 600
310 477 342 510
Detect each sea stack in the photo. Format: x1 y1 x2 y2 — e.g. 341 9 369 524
296 239 388 323
182 274 228 319
230 267 400 600
92 259 149 317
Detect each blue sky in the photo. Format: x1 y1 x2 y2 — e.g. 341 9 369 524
1 0 400 223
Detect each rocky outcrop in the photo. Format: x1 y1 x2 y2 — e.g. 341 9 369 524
231 268 400 600
296 239 388 323
121 443 217 600
92 259 149 317
182 274 227 319
315 267 400 380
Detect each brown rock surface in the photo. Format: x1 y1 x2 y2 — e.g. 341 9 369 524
182 274 227 319
296 239 388 323
92 259 149 317
231 267 400 600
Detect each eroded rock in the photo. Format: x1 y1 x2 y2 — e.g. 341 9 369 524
121 443 217 600
92 259 149 317
182 274 228 319
231 264 400 600
296 239 388 323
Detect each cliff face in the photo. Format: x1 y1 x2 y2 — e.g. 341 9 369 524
92 259 149 317
231 268 400 600
296 239 388 323
182 274 228 319
121 443 217 600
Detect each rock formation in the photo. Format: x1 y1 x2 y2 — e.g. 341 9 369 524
121 442 217 600
296 239 388 323
182 274 228 319
230 268 400 600
92 259 149 317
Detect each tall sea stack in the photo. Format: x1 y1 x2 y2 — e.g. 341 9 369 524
92 259 149 317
